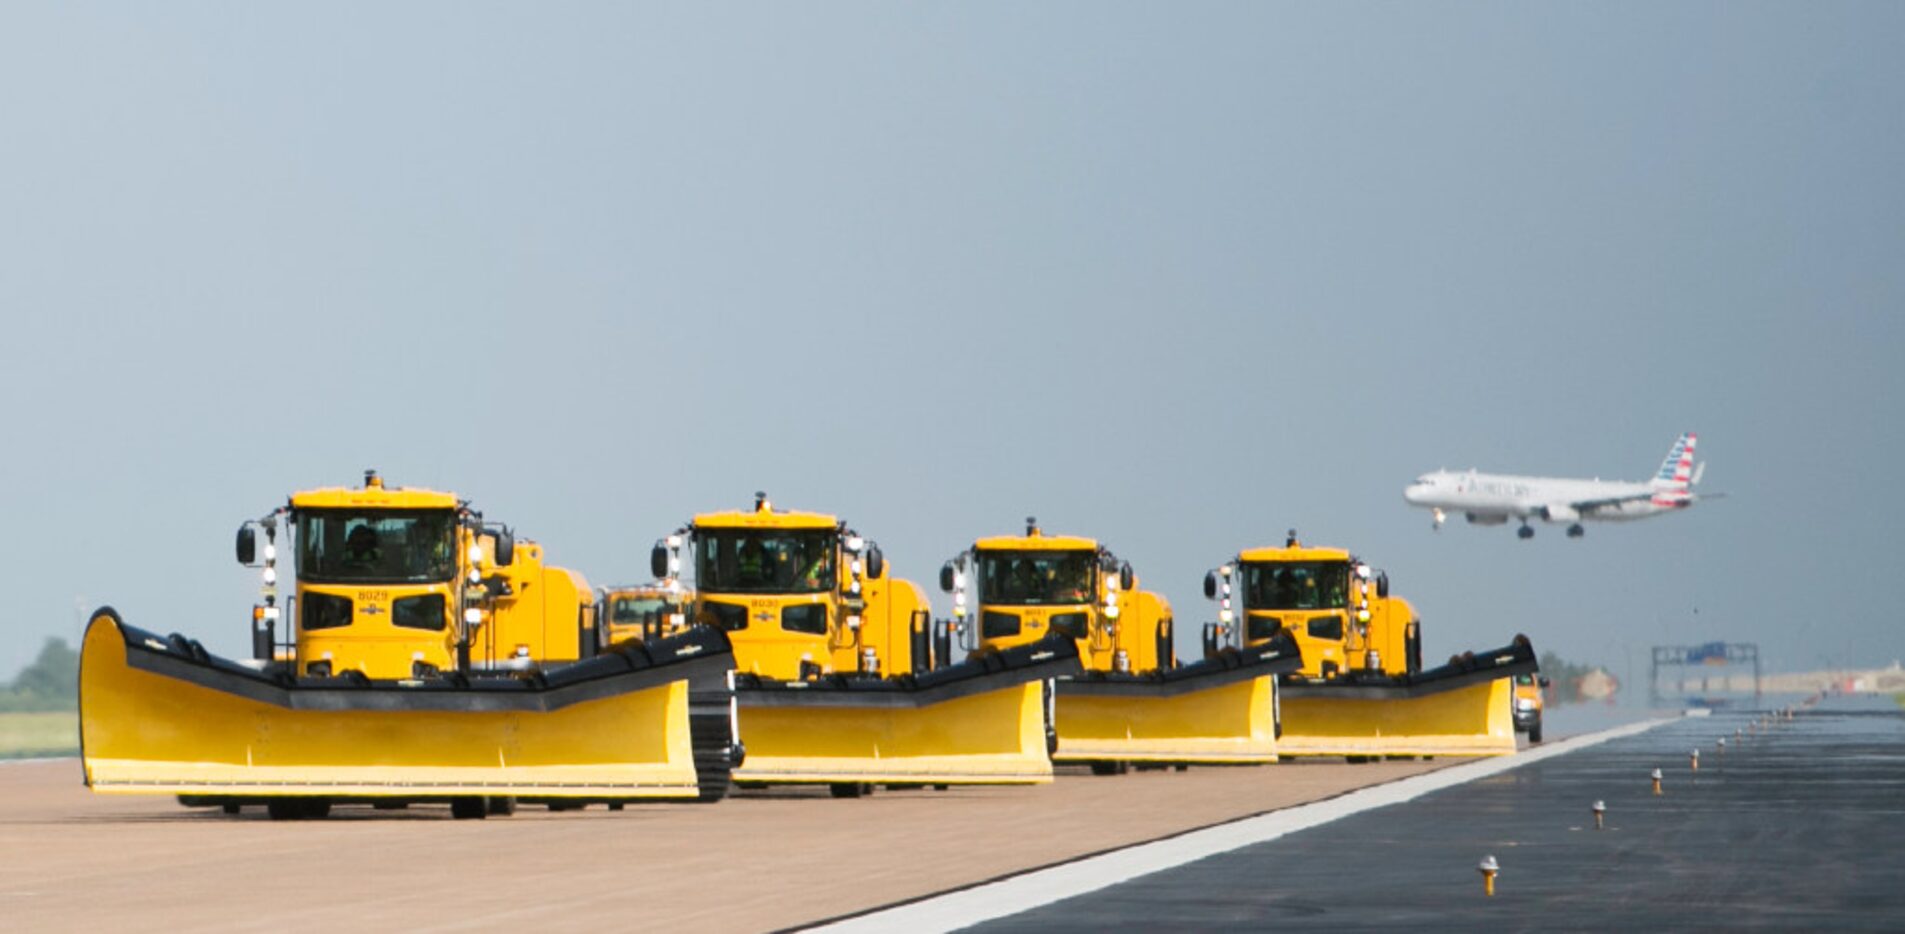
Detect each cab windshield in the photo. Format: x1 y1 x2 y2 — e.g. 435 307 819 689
1242 561 1349 610
609 595 674 624
696 529 836 594
297 509 457 584
979 549 1096 606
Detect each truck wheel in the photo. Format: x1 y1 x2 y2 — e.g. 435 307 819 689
268 799 328 820
450 797 488 820
829 782 871 798
486 796 517 816
1529 723 1543 744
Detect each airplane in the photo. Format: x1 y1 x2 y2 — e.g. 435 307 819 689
1402 432 1715 539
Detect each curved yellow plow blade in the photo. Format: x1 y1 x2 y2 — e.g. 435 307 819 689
81 609 714 798
733 634 1079 786
737 682 1052 784
1056 674 1279 764
1278 677 1517 758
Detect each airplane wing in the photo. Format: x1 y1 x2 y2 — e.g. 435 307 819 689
1564 492 1658 514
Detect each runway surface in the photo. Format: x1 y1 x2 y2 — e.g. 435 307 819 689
0 754 1445 932
949 695 1901 931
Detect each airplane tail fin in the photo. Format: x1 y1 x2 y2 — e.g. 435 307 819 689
1650 432 1699 504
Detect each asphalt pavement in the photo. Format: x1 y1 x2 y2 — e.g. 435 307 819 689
969 695 1904 932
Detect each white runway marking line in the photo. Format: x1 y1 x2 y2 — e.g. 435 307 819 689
806 718 1671 934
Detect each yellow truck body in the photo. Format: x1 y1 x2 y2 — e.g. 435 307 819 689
950 522 1299 770
1205 533 1534 759
78 473 732 818
662 495 1077 794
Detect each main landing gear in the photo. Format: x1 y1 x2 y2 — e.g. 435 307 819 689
1517 523 1534 540
1566 524 1585 538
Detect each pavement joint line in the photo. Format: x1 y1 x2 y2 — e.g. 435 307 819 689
0 756 79 766
802 716 1674 934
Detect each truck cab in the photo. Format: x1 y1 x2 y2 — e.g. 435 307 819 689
657 494 930 681
947 520 1172 674
1207 533 1419 682
599 581 692 648
240 471 594 680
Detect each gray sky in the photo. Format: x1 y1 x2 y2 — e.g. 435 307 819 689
3 3 1900 686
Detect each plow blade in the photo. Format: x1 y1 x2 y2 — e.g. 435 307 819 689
1277 636 1538 759
734 635 1079 786
1055 633 1302 765
79 608 733 800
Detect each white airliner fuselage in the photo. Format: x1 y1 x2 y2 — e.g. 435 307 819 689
1403 433 1709 538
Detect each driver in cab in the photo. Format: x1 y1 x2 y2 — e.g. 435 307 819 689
341 524 382 572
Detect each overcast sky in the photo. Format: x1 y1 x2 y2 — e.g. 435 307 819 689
2 3 1900 689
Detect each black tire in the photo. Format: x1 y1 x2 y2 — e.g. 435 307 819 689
689 709 736 803
1089 762 1128 776
608 802 625 811
486 796 517 817
221 803 241 815
267 799 329 821
450 797 488 820
1346 755 1374 764
1529 723 1543 744
829 782 871 798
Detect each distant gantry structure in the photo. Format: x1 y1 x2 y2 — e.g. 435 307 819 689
1650 642 1761 707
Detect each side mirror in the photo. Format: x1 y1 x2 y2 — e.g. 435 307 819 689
1376 571 1390 598
235 525 257 566
1119 562 1134 592
865 545 885 580
1538 676 1551 688
1203 571 1217 600
651 543 670 579
939 562 956 593
493 528 515 567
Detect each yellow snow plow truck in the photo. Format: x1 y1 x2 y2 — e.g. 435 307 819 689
1200 531 1536 758
653 493 1078 797
941 519 1300 773
79 471 735 820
